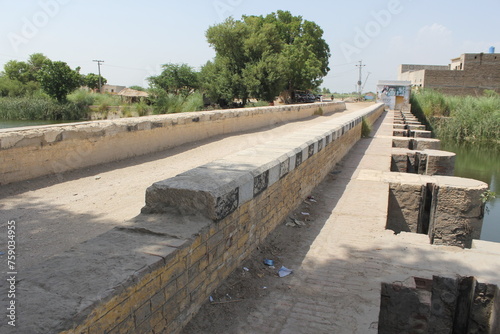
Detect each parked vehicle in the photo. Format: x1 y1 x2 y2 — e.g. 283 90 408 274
292 91 316 103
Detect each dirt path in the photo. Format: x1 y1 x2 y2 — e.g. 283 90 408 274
0 103 373 270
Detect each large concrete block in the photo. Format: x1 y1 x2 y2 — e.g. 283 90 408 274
144 167 252 221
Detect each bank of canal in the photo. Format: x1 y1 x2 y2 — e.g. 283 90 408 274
0 120 82 129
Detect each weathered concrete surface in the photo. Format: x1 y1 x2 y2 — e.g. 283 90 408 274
379 275 499 333
0 103 371 272
0 104 384 334
143 105 383 222
182 109 500 333
0 102 346 185
392 137 441 150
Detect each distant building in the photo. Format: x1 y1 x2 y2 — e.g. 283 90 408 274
376 80 411 110
364 92 376 100
398 52 500 96
101 84 126 94
117 88 149 104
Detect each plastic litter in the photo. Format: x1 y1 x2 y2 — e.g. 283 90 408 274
286 218 306 227
278 266 293 278
243 267 250 271
301 212 310 216
209 296 214 302
263 259 274 266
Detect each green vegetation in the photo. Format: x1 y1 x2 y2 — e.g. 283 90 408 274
1 11 331 121
201 10 330 104
83 73 107 91
37 60 82 102
148 63 199 96
0 96 88 120
411 89 500 145
361 117 372 137
149 90 203 114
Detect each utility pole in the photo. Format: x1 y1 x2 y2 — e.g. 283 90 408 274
93 60 104 93
355 60 366 98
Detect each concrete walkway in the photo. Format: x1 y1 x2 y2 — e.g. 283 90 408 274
0 103 373 271
184 110 500 333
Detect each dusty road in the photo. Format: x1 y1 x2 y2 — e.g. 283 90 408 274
0 103 372 270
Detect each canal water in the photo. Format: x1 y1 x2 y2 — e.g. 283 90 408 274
0 120 81 129
441 142 500 243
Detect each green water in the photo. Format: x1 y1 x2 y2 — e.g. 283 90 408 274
0 120 82 129
441 142 500 243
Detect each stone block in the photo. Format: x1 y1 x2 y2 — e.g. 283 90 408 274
423 149 455 176
410 130 432 138
143 167 250 221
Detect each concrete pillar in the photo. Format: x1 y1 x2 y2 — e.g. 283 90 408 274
429 177 488 248
424 149 455 176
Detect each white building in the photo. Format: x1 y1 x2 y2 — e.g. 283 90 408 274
376 80 411 110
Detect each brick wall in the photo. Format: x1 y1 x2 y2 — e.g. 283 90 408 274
8 104 385 333
0 102 345 185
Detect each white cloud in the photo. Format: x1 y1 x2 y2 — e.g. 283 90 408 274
417 23 452 42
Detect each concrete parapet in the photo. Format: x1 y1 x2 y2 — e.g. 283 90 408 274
0 102 346 185
391 148 455 176
410 129 432 138
143 104 385 222
392 138 441 150
4 104 385 333
385 172 488 248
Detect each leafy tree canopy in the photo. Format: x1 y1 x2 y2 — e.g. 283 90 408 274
3 53 50 84
202 10 330 104
148 63 199 96
37 61 82 102
129 85 146 91
84 73 107 91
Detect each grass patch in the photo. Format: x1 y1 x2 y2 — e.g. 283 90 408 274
0 96 89 120
361 117 372 137
411 89 500 145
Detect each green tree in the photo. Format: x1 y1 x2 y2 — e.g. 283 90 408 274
148 63 199 96
129 85 146 91
202 10 330 104
3 53 49 84
83 73 107 91
37 61 82 102
3 60 31 84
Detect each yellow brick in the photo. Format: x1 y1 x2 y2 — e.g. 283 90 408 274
160 260 184 286
149 308 166 329
237 232 250 249
187 244 207 267
187 270 207 293
164 280 177 299
177 272 188 289
152 319 167 334
134 276 162 301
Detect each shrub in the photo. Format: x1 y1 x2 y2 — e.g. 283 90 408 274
411 89 500 144
361 117 371 138
0 96 88 120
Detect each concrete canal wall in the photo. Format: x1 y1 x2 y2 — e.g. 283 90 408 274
0 102 345 185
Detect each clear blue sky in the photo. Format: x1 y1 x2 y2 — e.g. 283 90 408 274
1 0 499 93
